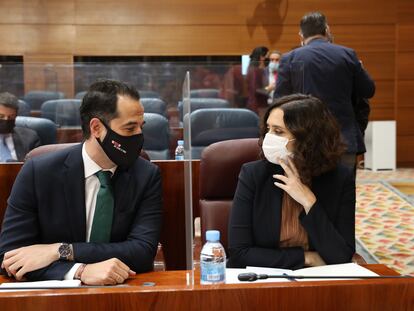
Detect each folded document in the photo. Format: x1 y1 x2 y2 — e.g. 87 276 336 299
226 263 379 284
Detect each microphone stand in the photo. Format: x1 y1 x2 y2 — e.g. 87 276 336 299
238 273 412 282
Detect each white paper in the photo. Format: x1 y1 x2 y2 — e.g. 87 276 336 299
226 263 379 284
292 263 378 281
0 280 81 289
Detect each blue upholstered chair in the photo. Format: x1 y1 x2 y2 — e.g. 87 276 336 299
139 90 160 99
17 100 31 116
15 116 57 145
23 91 65 110
178 98 230 122
190 88 220 98
140 98 167 117
40 99 82 126
184 108 259 159
142 113 170 160
75 91 87 99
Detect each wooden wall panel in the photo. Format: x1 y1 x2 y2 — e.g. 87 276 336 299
398 25 414 51
397 136 414 166
74 0 396 25
397 107 414 135
24 55 74 98
397 81 414 107
397 53 414 80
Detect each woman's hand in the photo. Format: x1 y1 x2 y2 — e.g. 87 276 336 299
304 251 326 267
273 157 316 213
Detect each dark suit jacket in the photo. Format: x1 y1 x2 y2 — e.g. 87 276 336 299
227 160 355 270
0 144 162 280
274 38 375 154
12 127 41 161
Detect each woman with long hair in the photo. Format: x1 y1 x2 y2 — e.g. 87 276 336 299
228 94 355 269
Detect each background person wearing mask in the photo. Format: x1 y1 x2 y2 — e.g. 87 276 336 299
0 92 40 162
265 50 282 104
228 94 355 269
274 12 375 169
0 79 162 285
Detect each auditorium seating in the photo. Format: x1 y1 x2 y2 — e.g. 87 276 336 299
185 108 259 159
15 116 57 145
23 91 65 110
142 113 170 160
40 99 82 126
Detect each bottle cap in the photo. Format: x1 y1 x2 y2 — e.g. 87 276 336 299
205 230 220 242
178 140 184 146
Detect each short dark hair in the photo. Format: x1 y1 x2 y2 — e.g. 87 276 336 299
249 46 269 66
0 92 19 112
300 12 328 39
260 94 345 185
80 79 140 139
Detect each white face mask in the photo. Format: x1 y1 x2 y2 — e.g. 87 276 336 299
262 133 295 165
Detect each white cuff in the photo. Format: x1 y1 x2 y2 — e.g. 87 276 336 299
64 263 82 280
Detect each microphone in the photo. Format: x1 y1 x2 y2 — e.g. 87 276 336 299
238 272 412 282
238 273 269 281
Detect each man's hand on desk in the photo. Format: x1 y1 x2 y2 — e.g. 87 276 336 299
1 243 60 280
79 258 136 285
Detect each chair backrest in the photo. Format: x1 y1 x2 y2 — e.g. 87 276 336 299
23 91 65 110
190 88 220 98
178 98 230 121
25 143 150 161
142 113 170 160
15 116 57 145
17 100 31 116
199 138 260 249
140 98 167 117
185 108 259 159
41 99 82 126
75 91 87 99
139 90 160 99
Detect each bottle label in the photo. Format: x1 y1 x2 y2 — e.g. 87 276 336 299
200 260 225 284
175 155 184 160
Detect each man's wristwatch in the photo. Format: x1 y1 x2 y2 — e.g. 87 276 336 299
58 243 73 261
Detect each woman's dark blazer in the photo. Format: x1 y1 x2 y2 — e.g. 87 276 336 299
227 159 355 270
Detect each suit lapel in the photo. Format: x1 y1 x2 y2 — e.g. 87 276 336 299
63 144 86 242
12 131 24 161
261 163 284 246
111 168 133 238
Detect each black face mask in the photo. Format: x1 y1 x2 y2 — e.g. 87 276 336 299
0 119 15 134
97 121 144 169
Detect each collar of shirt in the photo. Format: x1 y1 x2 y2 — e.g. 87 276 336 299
82 143 117 179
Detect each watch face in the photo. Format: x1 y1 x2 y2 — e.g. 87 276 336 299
59 244 71 260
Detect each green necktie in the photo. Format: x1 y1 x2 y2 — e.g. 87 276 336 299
89 170 114 242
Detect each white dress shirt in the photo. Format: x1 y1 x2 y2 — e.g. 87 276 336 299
0 134 17 161
65 144 116 280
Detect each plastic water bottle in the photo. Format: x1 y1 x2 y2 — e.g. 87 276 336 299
200 230 226 284
175 140 184 160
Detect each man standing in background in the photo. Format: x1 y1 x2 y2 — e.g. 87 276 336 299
275 12 375 168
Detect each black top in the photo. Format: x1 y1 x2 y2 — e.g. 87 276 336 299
227 159 355 270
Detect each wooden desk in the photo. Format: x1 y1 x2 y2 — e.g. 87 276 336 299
0 265 412 311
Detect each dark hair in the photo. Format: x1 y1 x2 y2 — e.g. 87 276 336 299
249 46 269 67
80 79 140 139
260 94 345 185
0 92 19 112
300 12 327 39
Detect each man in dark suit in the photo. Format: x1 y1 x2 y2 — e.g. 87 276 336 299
0 92 40 162
0 80 162 285
274 12 375 167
